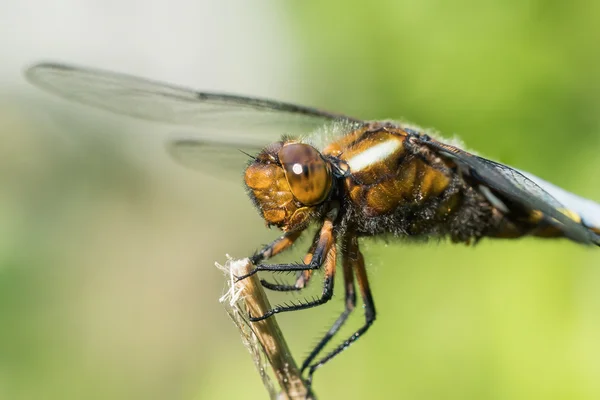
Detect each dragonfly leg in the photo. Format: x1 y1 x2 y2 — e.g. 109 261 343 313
259 269 315 292
236 207 338 282
305 237 376 386
249 230 303 265
260 230 320 292
246 208 338 321
300 233 357 374
248 235 336 322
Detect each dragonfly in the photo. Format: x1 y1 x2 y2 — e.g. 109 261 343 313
26 62 600 384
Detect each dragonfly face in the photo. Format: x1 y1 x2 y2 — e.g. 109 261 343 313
25 62 600 387
244 141 333 231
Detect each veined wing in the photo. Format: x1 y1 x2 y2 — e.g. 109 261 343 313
517 170 600 233
165 116 365 180
166 137 262 182
25 62 361 148
419 136 600 245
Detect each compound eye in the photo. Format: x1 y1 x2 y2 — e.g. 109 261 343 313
278 143 332 205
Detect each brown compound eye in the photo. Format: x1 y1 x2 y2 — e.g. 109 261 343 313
278 143 332 205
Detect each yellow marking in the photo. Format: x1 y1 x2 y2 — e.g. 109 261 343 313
529 210 544 223
559 208 582 223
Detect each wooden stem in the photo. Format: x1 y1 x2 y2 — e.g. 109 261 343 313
218 257 314 400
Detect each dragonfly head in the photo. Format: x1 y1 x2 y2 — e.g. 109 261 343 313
244 141 333 231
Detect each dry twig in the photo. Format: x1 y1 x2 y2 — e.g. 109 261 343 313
217 256 314 400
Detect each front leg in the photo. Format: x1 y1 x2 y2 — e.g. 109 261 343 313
249 240 337 322
242 207 339 322
249 229 304 265
236 207 338 282
259 229 320 292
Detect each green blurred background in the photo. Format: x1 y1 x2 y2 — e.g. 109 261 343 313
1 1 600 399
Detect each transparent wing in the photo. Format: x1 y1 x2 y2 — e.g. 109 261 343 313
166 137 262 182
421 136 600 245
474 158 567 210
25 62 361 147
518 169 600 232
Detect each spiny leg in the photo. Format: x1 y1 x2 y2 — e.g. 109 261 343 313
260 230 320 292
300 233 357 373
248 216 337 322
236 207 338 282
293 265 316 289
306 237 376 384
249 229 304 265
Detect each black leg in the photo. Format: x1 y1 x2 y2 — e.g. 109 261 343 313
237 207 338 282
249 230 303 265
260 230 320 292
259 278 304 292
259 268 315 291
306 238 376 385
300 234 357 373
248 238 337 322
244 207 339 321
236 245 325 282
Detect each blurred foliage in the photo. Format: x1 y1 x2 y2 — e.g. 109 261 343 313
2 1 600 399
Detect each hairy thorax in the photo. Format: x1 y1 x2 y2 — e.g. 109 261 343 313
323 124 498 242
